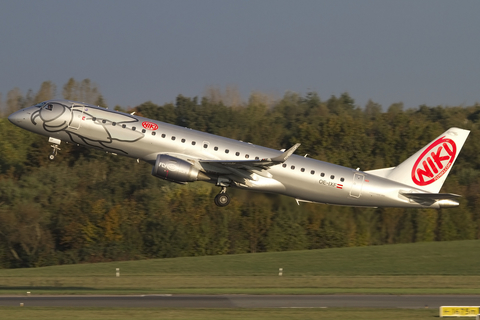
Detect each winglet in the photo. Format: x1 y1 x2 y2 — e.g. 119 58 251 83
271 143 301 162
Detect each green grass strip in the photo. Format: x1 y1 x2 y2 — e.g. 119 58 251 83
0 307 438 320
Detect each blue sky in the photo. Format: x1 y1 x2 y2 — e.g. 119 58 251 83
1 0 480 109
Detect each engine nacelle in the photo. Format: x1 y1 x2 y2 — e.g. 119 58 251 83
152 154 204 183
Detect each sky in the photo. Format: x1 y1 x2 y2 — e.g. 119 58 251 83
1 0 480 110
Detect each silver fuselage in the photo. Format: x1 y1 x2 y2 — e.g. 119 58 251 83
8 100 456 208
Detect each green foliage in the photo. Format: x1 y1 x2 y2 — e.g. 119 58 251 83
1 79 480 268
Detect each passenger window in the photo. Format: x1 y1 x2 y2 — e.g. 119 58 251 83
311 170 315 175
162 134 166 138
181 138 186 143
112 122 116 126
192 141 196 145
330 175 335 179
245 154 249 159
122 124 126 129
102 120 106 123
340 177 345 182
172 136 176 140
320 173 325 177
225 149 229 154
203 143 208 148
282 164 287 168
132 127 136 131
301 168 305 172
255 156 259 160
93 117 97 121
152 132 156 136
291 165 295 170
235 152 240 156
142 129 146 133
214 146 218 151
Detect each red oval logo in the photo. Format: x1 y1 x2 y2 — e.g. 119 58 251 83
142 121 158 131
411 136 456 186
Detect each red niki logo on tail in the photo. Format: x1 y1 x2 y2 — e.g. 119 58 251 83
411 136 456 186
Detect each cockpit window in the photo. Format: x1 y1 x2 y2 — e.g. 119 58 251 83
33 101 47 108
44 104 53 111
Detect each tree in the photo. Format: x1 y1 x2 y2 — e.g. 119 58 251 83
62 78 101 104
414 209 438 242
0 93 3 117
0 203 54 267
204 85 243 107
6 88 23 114
265 201 308 252
2 83 480 268
34 81 56 103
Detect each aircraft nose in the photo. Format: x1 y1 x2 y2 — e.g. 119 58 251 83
8 109 27 124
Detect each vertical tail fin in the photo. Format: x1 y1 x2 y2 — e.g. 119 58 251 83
384 127 470 193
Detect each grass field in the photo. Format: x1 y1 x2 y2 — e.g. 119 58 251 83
4 239 480 277
1 241 477 319
0 240 479 295
0 240 480 294
0 307 439 320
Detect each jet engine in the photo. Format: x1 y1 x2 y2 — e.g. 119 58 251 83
151 154 210 184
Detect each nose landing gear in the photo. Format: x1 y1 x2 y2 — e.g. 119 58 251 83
49 144 61 160
214 187 230 207
48 137 61 160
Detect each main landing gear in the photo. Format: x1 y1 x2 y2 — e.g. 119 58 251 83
214 187 231 207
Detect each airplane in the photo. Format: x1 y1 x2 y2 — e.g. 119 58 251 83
8 99 470 208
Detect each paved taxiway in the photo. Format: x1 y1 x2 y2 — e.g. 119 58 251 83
0 295 479 308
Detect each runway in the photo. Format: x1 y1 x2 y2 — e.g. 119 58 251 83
0 294 479 308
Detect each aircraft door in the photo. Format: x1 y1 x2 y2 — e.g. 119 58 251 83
350 173 364 198
69 104 85 130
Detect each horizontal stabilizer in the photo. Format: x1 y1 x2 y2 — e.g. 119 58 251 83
401 192 460 208
401 193 461 201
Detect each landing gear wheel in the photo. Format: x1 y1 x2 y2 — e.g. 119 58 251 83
49 154 55 161
214 193 230 207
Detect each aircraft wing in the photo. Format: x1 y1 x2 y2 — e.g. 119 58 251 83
199 143 301 170
150 144 300 187
197 143 300 185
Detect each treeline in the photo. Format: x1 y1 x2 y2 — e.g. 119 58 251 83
0 79 479 268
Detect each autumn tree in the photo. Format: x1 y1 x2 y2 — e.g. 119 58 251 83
62 78 101 104
34 81 56 104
